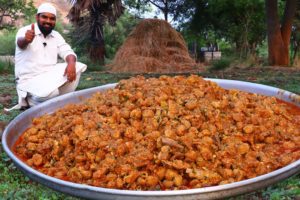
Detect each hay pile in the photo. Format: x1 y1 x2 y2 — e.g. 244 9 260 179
110 19 197 73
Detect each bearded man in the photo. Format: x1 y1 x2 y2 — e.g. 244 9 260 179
7 3 87 110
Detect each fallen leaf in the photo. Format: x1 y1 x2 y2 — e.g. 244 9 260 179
0 94 12 106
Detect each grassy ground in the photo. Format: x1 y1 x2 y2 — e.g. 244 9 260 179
0 67 300 200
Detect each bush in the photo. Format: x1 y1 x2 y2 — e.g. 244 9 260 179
210 57 232 70
257 40 268 58
0 30 16 55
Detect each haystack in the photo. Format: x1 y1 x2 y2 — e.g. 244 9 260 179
110 19 197 73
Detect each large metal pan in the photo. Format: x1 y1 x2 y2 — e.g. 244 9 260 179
2 79 300 200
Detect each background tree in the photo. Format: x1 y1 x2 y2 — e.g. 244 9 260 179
185 0 266 58
125 0 188 22
0 0 35 30
104 11 139 59
265 0 297 66
68 0 124 64
123 0 152 17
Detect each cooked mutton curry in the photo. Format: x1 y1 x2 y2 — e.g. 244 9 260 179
14 75 300 190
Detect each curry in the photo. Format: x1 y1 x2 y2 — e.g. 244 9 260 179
14 75 300 190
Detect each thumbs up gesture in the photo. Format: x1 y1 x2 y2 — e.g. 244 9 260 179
25 23 35 44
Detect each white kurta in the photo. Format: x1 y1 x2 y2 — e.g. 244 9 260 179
7 23 87 111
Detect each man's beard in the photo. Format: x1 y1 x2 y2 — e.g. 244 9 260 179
38 23 54 36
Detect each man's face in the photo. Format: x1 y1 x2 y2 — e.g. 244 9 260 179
36 12 56 36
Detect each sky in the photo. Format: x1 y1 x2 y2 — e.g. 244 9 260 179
128 3 166 20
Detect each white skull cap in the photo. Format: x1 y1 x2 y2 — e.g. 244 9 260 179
37 3 57 16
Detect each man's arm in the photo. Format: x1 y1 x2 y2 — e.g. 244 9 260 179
64 54 77 82
17 24 35 49
56 32 78 82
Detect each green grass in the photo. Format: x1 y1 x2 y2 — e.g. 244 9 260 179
0 30 16 56
0 72 80 200
258 76 300 94
210 57 232 70
0 144 78 200
0 60 14 74
0 69 300 199
262 177 300 200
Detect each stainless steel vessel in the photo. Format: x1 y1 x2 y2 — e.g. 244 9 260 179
2 79 300 200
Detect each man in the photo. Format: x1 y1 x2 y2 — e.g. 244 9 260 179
6 3 87 111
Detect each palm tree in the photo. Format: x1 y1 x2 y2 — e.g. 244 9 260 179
68 0 124 64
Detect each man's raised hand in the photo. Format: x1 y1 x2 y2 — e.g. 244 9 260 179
25 24 35 44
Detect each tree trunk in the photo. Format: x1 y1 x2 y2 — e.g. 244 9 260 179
164 9 168 21
163 0 168 21
89 44 105 64
89 6 106 64
265 0 297 66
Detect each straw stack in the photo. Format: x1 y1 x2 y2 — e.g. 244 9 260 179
110 19 197 73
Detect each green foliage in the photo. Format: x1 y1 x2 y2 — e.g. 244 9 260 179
104 11 139 59
124 0 193 22
258 75 300 94
210 57 232 70
290 2 300 66
262 175 300 200
123 0 152 16
179 0 266 59
0 59 14 74
257 40 268 58
0 2 66 54
0 0 36 30
54 21 65 37
68 24 87 58
0 30 16 55
181 29 204 48
77 55 106 72
71 11 139 67
67 0 124 63
0 144 78 200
